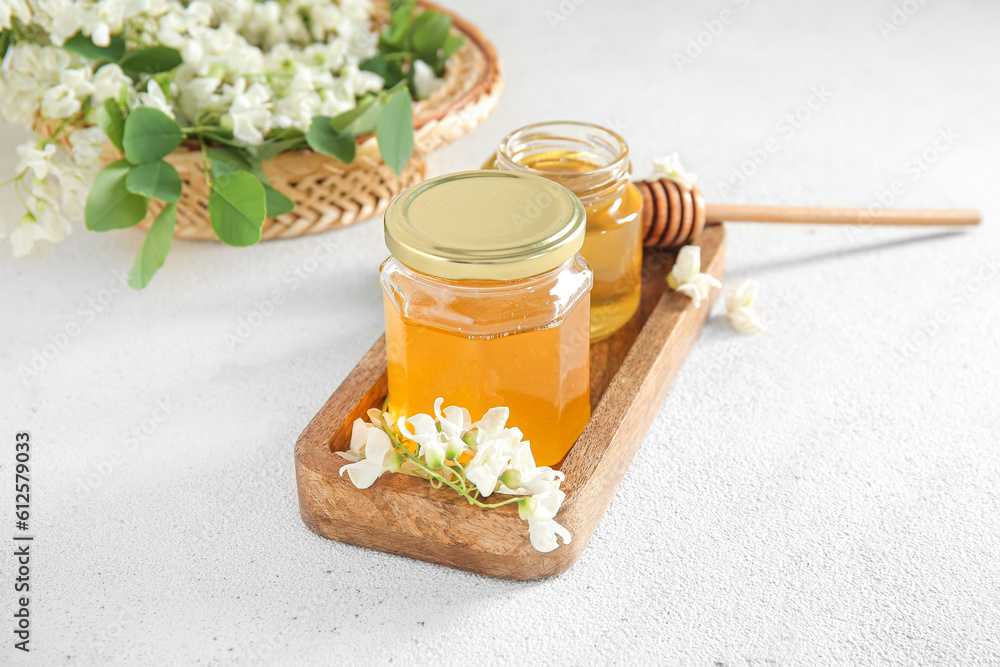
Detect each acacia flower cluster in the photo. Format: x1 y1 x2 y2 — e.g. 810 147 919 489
0 0 449 262
339 398 573 554
0 0 381 254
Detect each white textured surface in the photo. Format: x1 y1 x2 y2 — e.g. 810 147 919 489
3 0 999 664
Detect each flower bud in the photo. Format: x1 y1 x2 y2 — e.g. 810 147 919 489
383 451 405 473
517 496 537 520
445 438 465 461
424 448 445 470
498 469 521 490
462 431 478 449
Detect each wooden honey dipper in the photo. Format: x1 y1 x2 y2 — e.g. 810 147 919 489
635 178 982 248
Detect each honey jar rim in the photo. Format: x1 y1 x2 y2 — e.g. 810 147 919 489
383 170 587 281
494 120 632 204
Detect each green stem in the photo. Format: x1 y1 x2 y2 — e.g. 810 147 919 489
476 497 522 509
12 177 35 217
375 407 523 511
0 168 28 188
379 413 486 503
198 137 211 188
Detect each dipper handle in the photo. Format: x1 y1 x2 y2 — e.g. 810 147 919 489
704 203 982 227
636 178 982 248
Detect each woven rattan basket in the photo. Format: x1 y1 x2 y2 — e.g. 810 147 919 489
130 1 502 242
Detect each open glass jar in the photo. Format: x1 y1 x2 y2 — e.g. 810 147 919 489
494 121 643 342
380 171 593 467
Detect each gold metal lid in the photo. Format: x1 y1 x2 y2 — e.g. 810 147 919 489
383 170 586 281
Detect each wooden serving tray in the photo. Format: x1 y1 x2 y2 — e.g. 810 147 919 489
295 225 725 579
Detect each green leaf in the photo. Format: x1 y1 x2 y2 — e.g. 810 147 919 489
349 99 384 137
411 12 452 61
382 0 417 49
330 97 383 138
96 99 126 153
197 130 248 150
271 127 307 141
264 186 295 217
128 202 176 290
306 117 356 164
441 34 464 69
330 96 377 133
257 136 307 161
125 160 182 202
122 108 184 164
206 145 293 216
376 88 414 175
85 160 149 231
63 32 126 62
0 31 11 61
361 55 405 89
209 171 266 247
150 71 175 95
119 46 183 79
207 145 257 174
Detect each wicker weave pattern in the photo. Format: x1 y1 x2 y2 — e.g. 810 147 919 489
137 4 503 242
148 147 429 241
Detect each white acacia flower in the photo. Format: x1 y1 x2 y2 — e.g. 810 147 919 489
432 397 470 460
651 151 698 190
10 194 72 257
69 127 107 166
338 418 369 462
92 64 131 105
41 84 80 119
464 439 511 498
91 20 111 47
60 68 96 98
725 280 767 335
471 406 511 445
1 0 31 30
338 426 393 489
398 412 447 469
58 169 93 219
498 440 562 496
412 59 444 100
10 217 55 257
226 81 272 145
136 80 175 119
519 466 565 496
16 143 58 181
525 488 572 553
49 9 89 46
667 245 721 308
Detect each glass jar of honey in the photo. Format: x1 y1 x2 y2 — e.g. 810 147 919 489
493 121 643 342
380 170 593 467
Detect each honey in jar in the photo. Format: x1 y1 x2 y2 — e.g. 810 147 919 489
380 171 593 466
494 121 643 342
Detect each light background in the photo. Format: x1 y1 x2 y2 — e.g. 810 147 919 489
3 0 999 664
